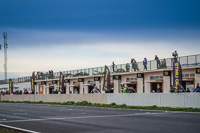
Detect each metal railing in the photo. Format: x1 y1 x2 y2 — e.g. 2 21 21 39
0 54 200 84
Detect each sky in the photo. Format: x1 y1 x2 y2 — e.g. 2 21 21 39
0 0 200 79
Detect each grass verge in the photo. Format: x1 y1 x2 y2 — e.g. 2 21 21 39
0 127 23 133
1 100 200 113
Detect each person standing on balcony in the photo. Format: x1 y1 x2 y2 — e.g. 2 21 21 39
131 58 137 71
143 58 147 70
126 63 130 72
112 61 115 73
155 55 160 69
172 51 178 61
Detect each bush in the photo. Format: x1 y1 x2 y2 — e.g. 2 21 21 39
39 101 43 103
121 104 127 107
109 102 116 106
64 101 75 105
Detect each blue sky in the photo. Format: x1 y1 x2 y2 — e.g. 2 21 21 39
0 0 200 79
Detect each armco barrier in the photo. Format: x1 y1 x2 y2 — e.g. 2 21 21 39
1 93 200 108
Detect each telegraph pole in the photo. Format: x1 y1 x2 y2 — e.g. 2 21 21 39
3 32 8 80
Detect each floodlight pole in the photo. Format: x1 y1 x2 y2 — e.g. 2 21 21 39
3 32 8 80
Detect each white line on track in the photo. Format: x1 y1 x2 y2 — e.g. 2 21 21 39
0 112 165 123
0 123 40 133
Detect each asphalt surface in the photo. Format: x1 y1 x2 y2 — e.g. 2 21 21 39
0 103 200 133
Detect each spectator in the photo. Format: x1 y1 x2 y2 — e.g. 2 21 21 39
128 86 136 93
143 58 147 70
91 86 101 93
120 84 124 93
155 55 160 68
193 83 200 92
125 63 130 72
156 84 162 93
32 72 35 77
74 89 78 94
131 58 137 71
172 51 178 60
112 61 115 73
175 83 185 93
170 85 175 93
120 85 127 93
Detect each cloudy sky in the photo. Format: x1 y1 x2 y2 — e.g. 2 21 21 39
0 0 200 79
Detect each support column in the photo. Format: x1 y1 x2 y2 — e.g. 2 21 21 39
70 86 73 94
114 80 121 93
80 82 84 94
36 83 39 94
163 76 170 93
144 74 150 93
66 83 70 94
43 85 45 94
84 86 89 94
137 78 143 93
195 73 200 87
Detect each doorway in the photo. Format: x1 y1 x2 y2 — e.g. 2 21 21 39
39 86 44 94
151 82 163 93
73 86 80 94
127 83 137 93
49 86 54 94
182 78 194 92
88 86 95 93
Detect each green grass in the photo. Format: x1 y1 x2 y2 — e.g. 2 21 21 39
0 127 23 133
1 100 200 113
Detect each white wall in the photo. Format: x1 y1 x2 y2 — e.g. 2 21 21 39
107 93 200 108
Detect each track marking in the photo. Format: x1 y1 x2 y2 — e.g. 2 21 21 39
0 112 165 123
0 124 40 133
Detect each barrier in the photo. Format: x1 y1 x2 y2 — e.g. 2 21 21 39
1 93 200 108
107 93 200 108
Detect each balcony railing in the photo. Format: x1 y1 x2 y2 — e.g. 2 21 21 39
0 54 200 84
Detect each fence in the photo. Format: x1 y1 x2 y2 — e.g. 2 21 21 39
0 54 200 83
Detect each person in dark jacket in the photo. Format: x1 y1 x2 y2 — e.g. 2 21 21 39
193 83 200 92
143 58 147 70
131 58 137 71
155 55 160 68
172 51 178 61
170 85 175 93
125 63 130 72
156 84 162 93
112 61 115 73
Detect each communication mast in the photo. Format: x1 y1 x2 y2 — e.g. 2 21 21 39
3 32 8 80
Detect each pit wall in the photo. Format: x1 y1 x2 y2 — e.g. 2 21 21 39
1 93 200 108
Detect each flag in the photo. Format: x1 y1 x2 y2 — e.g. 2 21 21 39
9 79 13 94
30 77 35 92
103 65 110 92
173 59 182 90
59 72 65 93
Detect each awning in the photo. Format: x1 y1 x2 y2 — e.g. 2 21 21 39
182 79 194 81
69 85 80 87
122 82 137 84
145 80 163 83
69 85 75 87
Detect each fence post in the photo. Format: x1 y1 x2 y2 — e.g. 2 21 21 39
195 55 197 65
150 61 151 70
